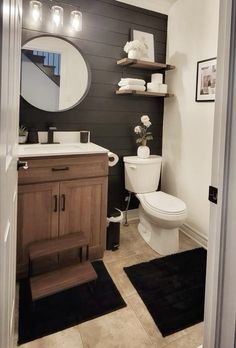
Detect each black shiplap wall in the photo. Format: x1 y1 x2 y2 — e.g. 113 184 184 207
20 0 168 212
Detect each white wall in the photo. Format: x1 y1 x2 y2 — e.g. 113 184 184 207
162 0 220 241
116 0 177 15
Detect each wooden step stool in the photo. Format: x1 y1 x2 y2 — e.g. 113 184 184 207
28 232 97 301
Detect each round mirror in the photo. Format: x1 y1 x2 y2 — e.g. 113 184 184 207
21 36 91 112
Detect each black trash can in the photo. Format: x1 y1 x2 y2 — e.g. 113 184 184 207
106 210 122 251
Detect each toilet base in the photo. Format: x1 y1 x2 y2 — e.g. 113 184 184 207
138 210 179 255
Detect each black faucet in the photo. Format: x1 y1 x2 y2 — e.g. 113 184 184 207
42 125 60 144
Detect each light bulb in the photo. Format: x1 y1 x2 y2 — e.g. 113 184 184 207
30 1 42 22
71 10 82 31
51 6 63 27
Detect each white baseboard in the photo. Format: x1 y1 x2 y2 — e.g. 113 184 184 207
180 223 208 249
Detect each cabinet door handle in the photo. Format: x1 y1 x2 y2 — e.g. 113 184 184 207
53 195 58 212
51 166 69 172
61 194 66 211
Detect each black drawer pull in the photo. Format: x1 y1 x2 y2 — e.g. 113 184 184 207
53 195 58 212
61 194 66 211
51 166 69 172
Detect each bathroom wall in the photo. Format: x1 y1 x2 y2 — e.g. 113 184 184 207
20 0 168 212
162 0 220 244
116 0 177 15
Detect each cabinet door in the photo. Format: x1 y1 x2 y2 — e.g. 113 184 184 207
17 182 59 277
59 177 108 260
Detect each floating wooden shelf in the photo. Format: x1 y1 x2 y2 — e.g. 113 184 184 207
117 58 175 71
116 90 174 98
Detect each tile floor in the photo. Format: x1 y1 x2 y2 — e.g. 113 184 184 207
15 222 204 348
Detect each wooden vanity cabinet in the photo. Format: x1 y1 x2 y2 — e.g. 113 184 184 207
17 154 108 278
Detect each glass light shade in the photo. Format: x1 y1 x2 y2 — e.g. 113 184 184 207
30 0 42 22
51 5 63 27
71 10 82 31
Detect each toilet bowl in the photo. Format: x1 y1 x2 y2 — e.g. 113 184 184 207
123 156 187 255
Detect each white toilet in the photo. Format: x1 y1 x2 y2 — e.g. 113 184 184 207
123 155 187 255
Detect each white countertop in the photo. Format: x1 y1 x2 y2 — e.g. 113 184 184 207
17 142 109 158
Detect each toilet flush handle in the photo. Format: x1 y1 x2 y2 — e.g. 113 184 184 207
130 165 137 169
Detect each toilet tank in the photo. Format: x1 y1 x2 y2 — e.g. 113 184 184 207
123 155 162 193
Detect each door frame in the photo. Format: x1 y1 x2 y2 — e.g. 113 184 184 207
204 0 236 346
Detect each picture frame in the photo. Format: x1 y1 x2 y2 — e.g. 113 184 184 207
196 57 217 102
130 29 155 62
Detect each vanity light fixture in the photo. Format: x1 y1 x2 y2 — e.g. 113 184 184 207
30 0 42 22
70 10 82 31
51 5 63 27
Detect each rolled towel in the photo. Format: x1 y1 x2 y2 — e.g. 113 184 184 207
118 78 145 87
147 82 168 94
147 82 161 92
119 85 146 91
159 84 168 93
151 73 163 84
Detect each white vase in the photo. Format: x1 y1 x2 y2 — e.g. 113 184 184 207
137 145 150 159
19 135 28 144
128 49 141 60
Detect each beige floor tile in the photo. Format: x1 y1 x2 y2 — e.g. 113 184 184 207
79 307 155 348
161 328 203 348
20 326 84 348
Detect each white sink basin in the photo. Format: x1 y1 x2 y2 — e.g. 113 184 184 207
17 142 109 158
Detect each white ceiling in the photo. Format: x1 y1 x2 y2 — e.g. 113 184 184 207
116 0 178 14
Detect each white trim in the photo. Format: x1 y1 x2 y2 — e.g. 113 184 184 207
180 224 208 249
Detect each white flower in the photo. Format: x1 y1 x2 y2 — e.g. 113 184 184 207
124 40 147 53
143 120 151 128
141 115 150 124
134 126 142 134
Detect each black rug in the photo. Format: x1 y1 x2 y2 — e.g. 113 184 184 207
124 248 207 337
18 261 126 345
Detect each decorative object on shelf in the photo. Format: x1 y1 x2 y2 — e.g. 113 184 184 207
19 126 28 144
196 57 217 102
131 29 155 62
147 73 168 93
118 78 146 92
134 115 153 158
124 40 147 60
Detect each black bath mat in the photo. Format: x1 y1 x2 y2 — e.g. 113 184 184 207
124 248 207 337
18 261 126 345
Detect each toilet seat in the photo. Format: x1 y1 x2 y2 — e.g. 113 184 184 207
137 191 187 216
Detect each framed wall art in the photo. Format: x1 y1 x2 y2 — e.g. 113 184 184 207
196 57 217 102
131 29 155 62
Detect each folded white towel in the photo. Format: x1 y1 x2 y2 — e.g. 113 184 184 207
118 78 145 87
119 85 146 91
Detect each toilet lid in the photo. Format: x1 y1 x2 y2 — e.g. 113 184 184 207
139 191 186 215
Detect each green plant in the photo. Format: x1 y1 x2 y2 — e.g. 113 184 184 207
19 125 27 136
134 115 153 146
